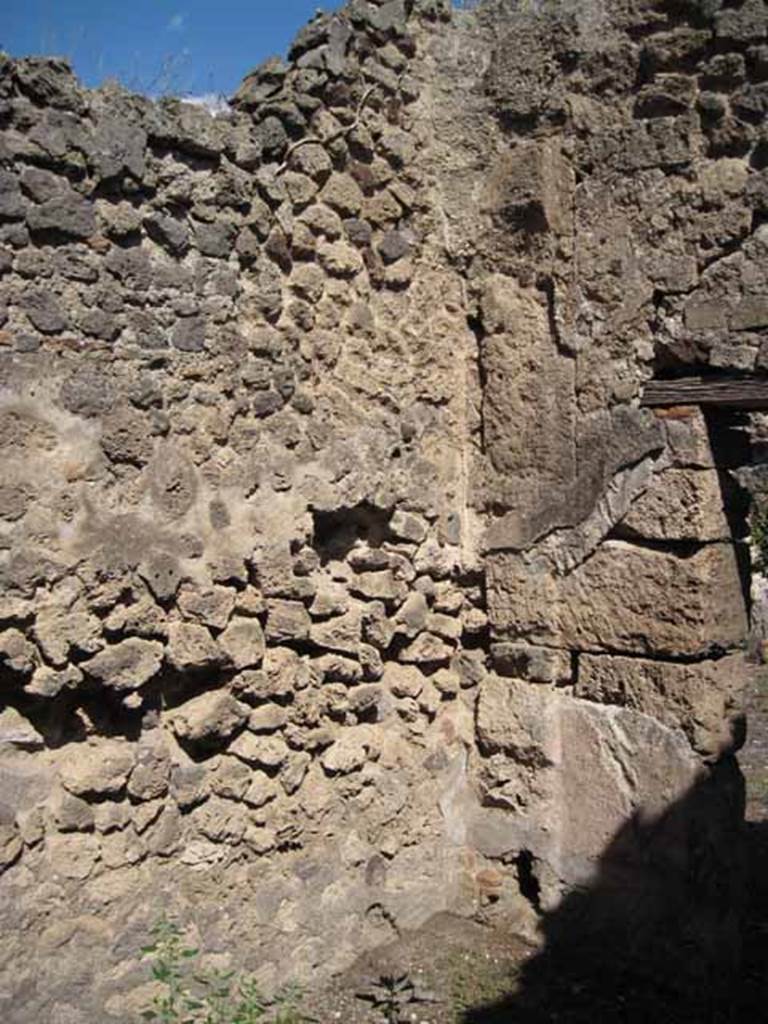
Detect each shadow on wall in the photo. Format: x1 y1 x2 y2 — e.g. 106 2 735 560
706 409 753 621
461 754 768 1023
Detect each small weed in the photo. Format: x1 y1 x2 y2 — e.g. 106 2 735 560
139 917 311 1024
357 971 437 1024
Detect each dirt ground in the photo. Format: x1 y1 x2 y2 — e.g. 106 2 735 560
307 907 745 1024
739 666 768 825
305 913 535 1024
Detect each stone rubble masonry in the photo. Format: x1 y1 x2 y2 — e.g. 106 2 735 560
0 0 763 1018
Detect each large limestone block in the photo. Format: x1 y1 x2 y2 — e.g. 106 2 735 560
483 138 575 238
576 652 747 758
554 698 704 883
485 406 664 554
621 468 730 541
480 275 576 485
476 675 558 765
661 406 749 470
487 540 747 656
470 680 705 890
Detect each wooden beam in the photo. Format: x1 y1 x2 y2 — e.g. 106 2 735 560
641 376 768 411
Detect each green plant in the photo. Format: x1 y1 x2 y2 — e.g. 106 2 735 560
139 917 310 1024
357 971 437 1024
140 917 200 1024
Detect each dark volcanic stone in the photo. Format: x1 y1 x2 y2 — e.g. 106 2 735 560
377 230 410 264
14 333 42 352
60 368 114 417
26 191 96 240
194 221 236 258
13 57 85 111
253 116 288 158
20 166 61 203
144 213 190 256
344 218 373 247
0 171 25 221
23 290 67 334
105 245 151 291
171 316 206 352
92 115 147 181
252 390 283 417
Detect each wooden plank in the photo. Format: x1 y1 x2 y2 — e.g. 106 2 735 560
641 376 768 411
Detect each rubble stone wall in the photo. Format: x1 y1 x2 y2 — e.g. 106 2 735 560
0 0 765 1019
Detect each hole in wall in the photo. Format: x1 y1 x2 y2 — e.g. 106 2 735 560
706 411 757 621
750 140 768 171
516 849 541 911
462 628 491 652
570 650 580 688
311 504 392 565
496 201 549 237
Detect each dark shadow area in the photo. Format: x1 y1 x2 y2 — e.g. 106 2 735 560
461 755 766 1023
312 504 393 564
707 410 754 622
738 817 768 1018
0 660 245 752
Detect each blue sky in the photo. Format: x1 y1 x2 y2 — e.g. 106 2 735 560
1 1 341 99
